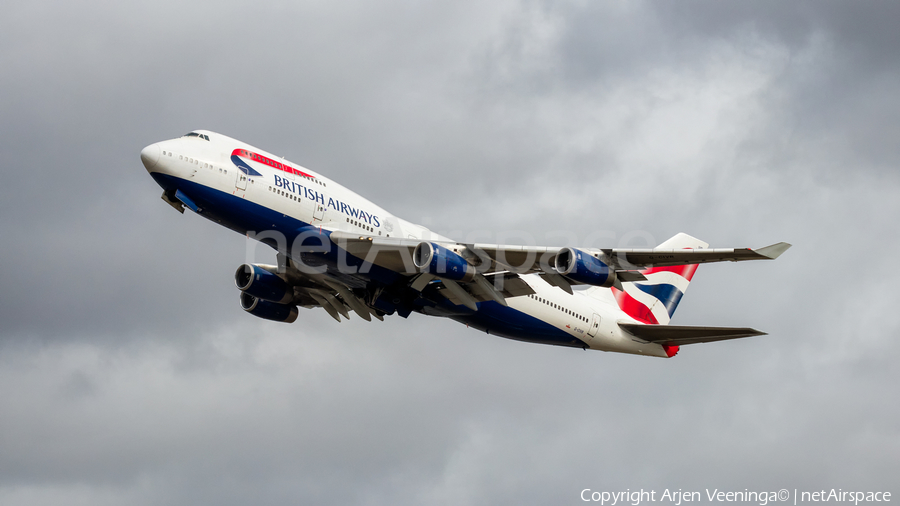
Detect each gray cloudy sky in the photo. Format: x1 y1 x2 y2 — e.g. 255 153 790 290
1 1 898 505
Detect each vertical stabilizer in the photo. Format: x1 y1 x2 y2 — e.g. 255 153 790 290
610 233 707 325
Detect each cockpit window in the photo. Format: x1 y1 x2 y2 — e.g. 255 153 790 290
183 132 210 141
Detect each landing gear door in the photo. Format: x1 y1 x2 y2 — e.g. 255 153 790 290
587 314 601 338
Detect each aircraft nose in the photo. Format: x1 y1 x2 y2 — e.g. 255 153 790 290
140 143 160 170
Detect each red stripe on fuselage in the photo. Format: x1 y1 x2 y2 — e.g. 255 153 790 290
232 149 315 179
611 287 659 325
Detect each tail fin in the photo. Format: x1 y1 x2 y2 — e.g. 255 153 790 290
610 233 707 325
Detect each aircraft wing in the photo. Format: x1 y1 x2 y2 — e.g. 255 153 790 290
618 323 767 346
328 230 791 275
324 231 790 308
596 242 792 270
470 242 792 272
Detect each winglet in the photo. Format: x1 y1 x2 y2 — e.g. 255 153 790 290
754 242 792 259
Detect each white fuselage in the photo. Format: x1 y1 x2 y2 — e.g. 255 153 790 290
141 130 668 358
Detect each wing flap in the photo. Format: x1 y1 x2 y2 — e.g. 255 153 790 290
618 323 767 346
433 272 536 308
538 272 574 294
483 272 536 297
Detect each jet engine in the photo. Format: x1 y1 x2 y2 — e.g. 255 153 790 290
554 247 616 287
413 242 475 282
240 292 298 323
234 263 294 304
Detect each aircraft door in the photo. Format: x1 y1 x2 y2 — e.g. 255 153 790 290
312 203 325 222
235 170 248 191
587 314 601 338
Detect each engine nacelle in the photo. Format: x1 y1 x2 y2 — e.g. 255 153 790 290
554 247 616 287
234 263 294 304
240 292 298 323
413 242 475 282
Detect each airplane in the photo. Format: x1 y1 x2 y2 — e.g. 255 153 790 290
140 130 790 358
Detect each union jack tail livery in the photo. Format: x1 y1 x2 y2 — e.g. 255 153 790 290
611 233 706 326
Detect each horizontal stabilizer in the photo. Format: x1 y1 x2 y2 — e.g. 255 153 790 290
618 323 766 346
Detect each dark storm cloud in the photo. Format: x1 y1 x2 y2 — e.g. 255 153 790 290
1 0 898 504
645 1 900 176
